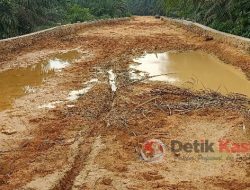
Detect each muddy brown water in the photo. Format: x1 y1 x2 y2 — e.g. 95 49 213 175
1 50 249 112
131 51 250 97
0 50 80 111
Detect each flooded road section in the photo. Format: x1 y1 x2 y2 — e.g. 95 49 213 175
131 51 250 97
0 50 80 111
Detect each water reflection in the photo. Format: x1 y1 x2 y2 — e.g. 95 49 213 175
0 50 80 111
131 51 250 97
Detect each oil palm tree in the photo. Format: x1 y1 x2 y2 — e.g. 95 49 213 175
0 0 17 38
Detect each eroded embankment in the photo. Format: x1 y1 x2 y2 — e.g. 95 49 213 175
0 16 249 190
162 17 250 51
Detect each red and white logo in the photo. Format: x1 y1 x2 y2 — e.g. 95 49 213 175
140 139 165 162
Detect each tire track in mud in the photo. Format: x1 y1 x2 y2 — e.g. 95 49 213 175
53 134 93 190
1 17 249 189
21 131 91 190
53 79 115 189
57 69 126 189
71 136 106 189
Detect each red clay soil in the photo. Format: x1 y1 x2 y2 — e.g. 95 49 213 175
0 16 249 190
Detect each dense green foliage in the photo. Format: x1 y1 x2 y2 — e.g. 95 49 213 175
0 0 249 39
0 0 66 38
75 0 129 18
127 0 166 16
0 0 129 39
67 5 94 23
165 0 250 38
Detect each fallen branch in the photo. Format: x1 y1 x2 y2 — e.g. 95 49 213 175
133 96 160 111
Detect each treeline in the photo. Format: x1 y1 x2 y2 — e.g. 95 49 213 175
0 0 129 39
0 0 249 39
165 0 250 38
127 0 166 16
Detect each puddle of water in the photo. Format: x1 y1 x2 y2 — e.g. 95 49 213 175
67 79 98 101
0 50 80 111
67 105 75 108
39 79 98 109
38 78 97 109
131 51 250 97
108 70 117 92
24 85 37 94
38 101 63 109
45 60 70 71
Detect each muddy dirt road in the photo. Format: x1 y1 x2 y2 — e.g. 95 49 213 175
0 17 250 190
